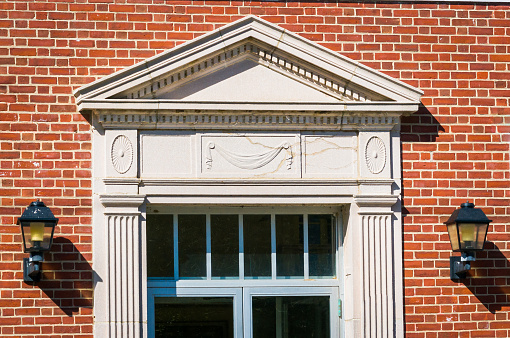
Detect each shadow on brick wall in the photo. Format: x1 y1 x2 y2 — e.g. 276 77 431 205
31 237 94 317
464 241 510 314
401 103 445 143
400 103 445 218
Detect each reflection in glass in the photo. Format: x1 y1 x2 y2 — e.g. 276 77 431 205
458 223 488 250
146 214 174 278
179 215 206 278
308 215 336 277
155 297 234 338
252 296 330 338
211 215 239 278
446 223 460 251
244 215 271 278
276 215 304 278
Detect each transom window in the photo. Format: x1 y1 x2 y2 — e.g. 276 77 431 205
146 208 338 281
146 206 342 338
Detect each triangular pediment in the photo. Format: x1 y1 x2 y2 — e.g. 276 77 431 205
75 16 422 113
155 59 340 103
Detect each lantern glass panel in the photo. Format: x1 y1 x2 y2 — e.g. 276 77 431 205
21 222 55 252
475 223 489 250
458 223 487 251
446 223 460 251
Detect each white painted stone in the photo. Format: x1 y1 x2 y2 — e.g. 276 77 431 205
140 131 194 178
302 132 357 178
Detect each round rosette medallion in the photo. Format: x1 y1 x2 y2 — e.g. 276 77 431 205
365 136 386 174
111 135 133 174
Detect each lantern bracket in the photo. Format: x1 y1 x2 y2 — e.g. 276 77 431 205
460 251 475 262
23 252 43 282
450 256 471 280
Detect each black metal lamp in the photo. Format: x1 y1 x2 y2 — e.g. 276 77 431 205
445 201 492 280
18 200 58 282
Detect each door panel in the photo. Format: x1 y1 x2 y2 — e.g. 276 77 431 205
252 296 330 338
243 287 339 338
148 288 243 338
155 297 234 338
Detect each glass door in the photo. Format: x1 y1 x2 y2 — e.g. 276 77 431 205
148 287 338 338
148 288 243 338
244 287 339 338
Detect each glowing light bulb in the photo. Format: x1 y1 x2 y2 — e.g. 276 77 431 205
30 222 45 242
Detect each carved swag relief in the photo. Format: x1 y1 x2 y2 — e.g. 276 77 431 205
205 141 293 170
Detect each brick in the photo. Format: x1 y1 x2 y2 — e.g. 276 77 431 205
1 4 510 338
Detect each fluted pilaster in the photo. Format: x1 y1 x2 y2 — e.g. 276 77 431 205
355 195 401 338
100 195 145 338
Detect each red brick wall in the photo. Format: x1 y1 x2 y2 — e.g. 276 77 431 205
1 1 509 336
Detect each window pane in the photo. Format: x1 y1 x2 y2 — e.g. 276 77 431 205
155 297 234 338
252 296 330 338
308 215 336 277
276 215 304 278
179 215 206 278
244 215 271 278
146 214 174 278
211 215 239 278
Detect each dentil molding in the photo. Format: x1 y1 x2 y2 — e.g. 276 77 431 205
95 111 401 131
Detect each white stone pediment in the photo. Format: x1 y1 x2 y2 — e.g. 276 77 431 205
144 58 343 104
74 15 422 115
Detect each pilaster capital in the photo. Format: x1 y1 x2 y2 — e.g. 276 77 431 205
99 194 146 214
354 194 398 214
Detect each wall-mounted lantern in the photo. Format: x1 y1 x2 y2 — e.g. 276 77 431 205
17 200 58 282
445 201 492 280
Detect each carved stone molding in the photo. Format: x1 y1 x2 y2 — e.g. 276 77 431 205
100 194 145 209
117 42 383 103
364 136 386 174
205 141 292 170
96 111 401 131
111 135 134 174
354 195 398 210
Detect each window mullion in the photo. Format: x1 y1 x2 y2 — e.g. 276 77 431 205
206 214 211 280
271 213 276 280
173 215 179 280
334 214 340 279
239 214 244 280
304 214 309 279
